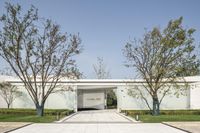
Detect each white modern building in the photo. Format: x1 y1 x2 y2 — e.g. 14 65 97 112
0 75 200 112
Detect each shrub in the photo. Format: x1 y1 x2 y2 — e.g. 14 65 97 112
0 108 73 116
122 110 200 116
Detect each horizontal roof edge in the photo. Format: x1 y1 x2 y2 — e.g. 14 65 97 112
0 75 199 83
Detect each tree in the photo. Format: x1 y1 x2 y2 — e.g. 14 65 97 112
93 57 117 108
0 82 22 108
0 67 14 76
93 57 110 79
0 3 82 116
123 17 200 115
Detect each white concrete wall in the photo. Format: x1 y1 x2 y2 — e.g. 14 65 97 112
190 83 200 109
117 85 189 110
0 95 7 108
1 81 199 111
45 90 75 110
2 85 35 109
0 85 76 110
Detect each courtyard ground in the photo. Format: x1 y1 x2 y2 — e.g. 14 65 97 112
10 123 186 133
59 110 135 123
9 110 186 133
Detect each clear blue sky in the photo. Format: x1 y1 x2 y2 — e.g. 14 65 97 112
0 0 200 79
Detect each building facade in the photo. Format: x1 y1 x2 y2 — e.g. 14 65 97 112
0 75 200 112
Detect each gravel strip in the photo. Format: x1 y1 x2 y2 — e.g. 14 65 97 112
163 122 200 133
0 122 31 133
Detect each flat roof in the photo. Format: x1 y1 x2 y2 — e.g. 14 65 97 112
0 75 199 84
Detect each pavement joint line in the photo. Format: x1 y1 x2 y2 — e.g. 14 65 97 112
4 123 33 133
55 112 78 123
162 122 191 133
56 110 140 124
116 111 139 123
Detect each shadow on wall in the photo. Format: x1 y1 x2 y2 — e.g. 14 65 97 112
60 91 75 110
14 91 35 108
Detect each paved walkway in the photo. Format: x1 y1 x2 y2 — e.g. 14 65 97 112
10 110 186 133
11 123 185 133
60 110 134 123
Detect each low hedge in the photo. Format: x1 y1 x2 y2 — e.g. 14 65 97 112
0 108 73 116
122 110 200 115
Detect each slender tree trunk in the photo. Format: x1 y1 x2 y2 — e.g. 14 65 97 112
36 103 44 116
7 104 10 109
152 97 160 116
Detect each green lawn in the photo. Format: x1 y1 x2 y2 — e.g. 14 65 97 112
0 108 73 123
135 115 200 123
0 114 58 123
125 110 200 123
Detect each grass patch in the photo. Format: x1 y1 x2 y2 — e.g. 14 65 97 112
0 114 57 123
125 110 200 123
123 110 200 115
138 115 200 123
0 108 73 123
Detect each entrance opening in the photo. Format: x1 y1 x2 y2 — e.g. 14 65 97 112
106 89 117 109
77 87 117 111
77 89 105 111
78 108 99 111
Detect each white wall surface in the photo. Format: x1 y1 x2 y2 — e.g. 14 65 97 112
45 91 75 110
190 83 200 109
117 85 189 110
0 95 7 108
6 85 35 109
0 80 199 110
0 85 76 110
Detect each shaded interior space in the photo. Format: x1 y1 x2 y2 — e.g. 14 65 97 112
78 108 99 111
77 86 117 111
106 89 117 109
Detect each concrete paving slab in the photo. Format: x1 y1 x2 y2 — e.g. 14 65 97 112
10 123 186 133
163 122 200 133
7 111 187 133
61 110 135 123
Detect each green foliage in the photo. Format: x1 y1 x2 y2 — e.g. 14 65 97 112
138 115 200 123
0 108 73 115
0 108 73 122
106 90 117 108
123 17 200 115
0 3 82 116
0 114 57 123
125 110 200 122
123 110 200 115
